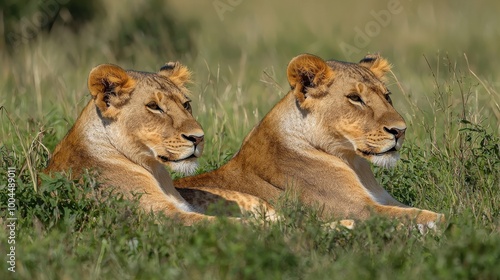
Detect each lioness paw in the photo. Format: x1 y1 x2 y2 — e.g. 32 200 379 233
323 219 356 231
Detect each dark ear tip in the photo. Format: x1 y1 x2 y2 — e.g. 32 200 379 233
160 61 178 72
359 56 377 64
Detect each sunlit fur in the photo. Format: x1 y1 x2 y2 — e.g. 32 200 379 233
176 54 444 227
44 62 274 225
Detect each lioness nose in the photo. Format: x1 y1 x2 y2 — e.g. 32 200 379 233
384 127 406 139
182 134 204 146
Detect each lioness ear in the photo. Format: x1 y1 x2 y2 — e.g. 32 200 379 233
158 61 192 87
287 54 334 103
88 64 136 119
359 54 391 80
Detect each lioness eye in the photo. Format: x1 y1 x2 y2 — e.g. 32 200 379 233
183 101 191 111
385 94 392 104
347 94 364 104
146 101 164 113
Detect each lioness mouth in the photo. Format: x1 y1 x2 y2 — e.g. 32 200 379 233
359 146 398 156
158 155 169 162
158 154 197 163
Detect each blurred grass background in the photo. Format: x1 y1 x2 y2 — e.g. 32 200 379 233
0 0 499 279
1 0 499 156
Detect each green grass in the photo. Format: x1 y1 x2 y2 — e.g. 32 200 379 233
1 0 500 279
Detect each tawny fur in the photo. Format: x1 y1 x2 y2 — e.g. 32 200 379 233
175 54 444 226
44 62 274 225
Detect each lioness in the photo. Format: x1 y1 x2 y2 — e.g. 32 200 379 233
175 54 444 226
44 62 273 225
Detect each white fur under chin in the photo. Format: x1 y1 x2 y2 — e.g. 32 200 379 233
175 200 196 213
170 160 199 175
370 152 400 168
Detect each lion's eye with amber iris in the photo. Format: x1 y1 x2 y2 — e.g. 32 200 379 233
347 94 364 105
385 94 392 104
183 101 191 111
146 101 164 113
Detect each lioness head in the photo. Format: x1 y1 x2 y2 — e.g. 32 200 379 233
287 53 406 168
87 62 204 174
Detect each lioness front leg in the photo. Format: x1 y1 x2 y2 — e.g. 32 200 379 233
372 204 445 225
178 187 278 222
142 197 244 226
